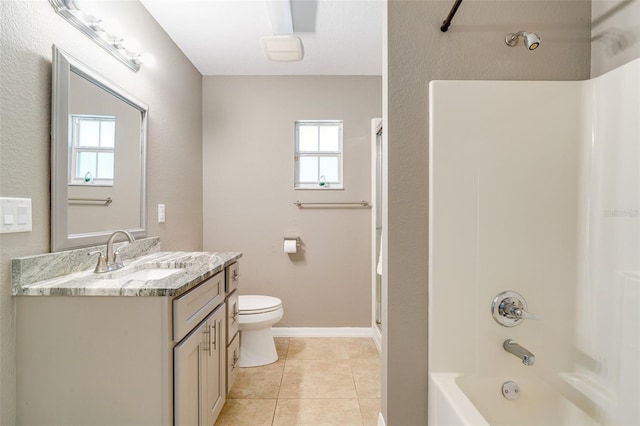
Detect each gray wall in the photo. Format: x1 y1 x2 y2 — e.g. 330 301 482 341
202 76 381 327
384 1 591 424
0 1 203 423
591 0 640 77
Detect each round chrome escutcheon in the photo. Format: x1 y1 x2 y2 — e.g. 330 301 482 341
502 381 520 400
491 290 528 327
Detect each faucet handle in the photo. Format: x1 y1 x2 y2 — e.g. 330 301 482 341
113 250 125 269
89 251 107 273
510 307 541 321
492 291 540 327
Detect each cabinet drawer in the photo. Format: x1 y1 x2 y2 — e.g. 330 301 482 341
226 290 239 345
173 272 224 342
226 262 240 294
226 333 240 394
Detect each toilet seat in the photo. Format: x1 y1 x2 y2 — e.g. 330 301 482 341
239 295 282 315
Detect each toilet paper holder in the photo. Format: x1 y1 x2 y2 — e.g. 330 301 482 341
283 237 301 254
283 237 301 247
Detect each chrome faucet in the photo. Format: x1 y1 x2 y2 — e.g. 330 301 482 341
90 230 135 273
492 291 541 327
503 339 536 366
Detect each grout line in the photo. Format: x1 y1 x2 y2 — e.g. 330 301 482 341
349 356 366 426
272 337 290 426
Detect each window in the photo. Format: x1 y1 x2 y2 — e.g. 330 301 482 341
69 115 116 186
294 121 343 189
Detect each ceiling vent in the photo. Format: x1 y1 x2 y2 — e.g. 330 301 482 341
261 35 304 62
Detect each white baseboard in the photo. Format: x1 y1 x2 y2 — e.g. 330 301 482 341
272 327 373 338
378 412 386 426
372 325 382 355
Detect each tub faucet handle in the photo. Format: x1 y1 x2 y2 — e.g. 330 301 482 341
505 304 541 321
491 291 541 327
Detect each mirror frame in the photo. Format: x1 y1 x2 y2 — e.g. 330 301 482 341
51 45 148 251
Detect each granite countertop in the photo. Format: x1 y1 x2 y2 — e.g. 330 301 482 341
12 250 242 297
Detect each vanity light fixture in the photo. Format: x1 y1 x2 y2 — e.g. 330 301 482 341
48 0 143 71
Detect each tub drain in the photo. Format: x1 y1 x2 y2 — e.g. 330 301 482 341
502 381 520 400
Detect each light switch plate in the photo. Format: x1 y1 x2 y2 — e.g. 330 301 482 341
0 197 32 233
158 204 165 223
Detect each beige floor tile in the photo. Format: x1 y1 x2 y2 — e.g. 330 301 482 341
229 359 285 399
286 337 351 360
273 398 362 426
215 399 276 426
279 359 357 398
351 358 381 398
358 399 381 426
275 337 290 359
346 338 380 359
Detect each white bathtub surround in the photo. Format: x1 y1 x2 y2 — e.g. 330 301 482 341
574 57 640 425
12 247 242 297
429 58 639 425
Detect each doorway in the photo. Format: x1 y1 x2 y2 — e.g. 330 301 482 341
372 118 383 349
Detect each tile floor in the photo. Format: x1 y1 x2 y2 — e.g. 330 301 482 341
215 337 381 426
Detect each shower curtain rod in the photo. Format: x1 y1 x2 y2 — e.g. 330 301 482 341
440 0 463 32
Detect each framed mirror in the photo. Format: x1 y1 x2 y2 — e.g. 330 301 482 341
51 45 147 251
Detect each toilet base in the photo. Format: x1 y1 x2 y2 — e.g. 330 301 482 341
239 328 278 367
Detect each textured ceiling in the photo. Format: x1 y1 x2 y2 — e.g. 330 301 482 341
139 0 383 76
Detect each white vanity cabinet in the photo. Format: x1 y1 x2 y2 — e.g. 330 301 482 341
14 252 242 426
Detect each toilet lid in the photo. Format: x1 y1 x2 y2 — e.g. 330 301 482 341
239 295 282 314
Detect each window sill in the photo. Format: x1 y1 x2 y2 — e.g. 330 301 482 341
294 186 344 190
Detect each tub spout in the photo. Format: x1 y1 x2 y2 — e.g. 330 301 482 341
503 339 535 366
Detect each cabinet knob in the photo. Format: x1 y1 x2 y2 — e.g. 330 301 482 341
232 349 240 369
231 303 239 324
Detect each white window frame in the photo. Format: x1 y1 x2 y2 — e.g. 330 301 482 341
294 120 343 190
69 114 116 186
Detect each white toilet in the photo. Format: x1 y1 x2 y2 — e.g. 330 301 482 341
238 295 284 367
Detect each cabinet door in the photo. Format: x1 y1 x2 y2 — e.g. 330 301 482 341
174 320 207 426
205 306 226 426
226 332 240 394
175 305 226 426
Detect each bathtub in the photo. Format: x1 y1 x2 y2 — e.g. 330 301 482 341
429 373 599 426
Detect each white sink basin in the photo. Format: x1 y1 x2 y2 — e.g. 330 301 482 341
97 266 185 281
119 268 183 281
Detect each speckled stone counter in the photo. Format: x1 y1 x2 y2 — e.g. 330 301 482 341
12 238 242 297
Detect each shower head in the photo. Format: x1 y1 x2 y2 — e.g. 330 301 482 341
506 31 541 50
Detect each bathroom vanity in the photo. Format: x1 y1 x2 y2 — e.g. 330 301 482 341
12 238 241 426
